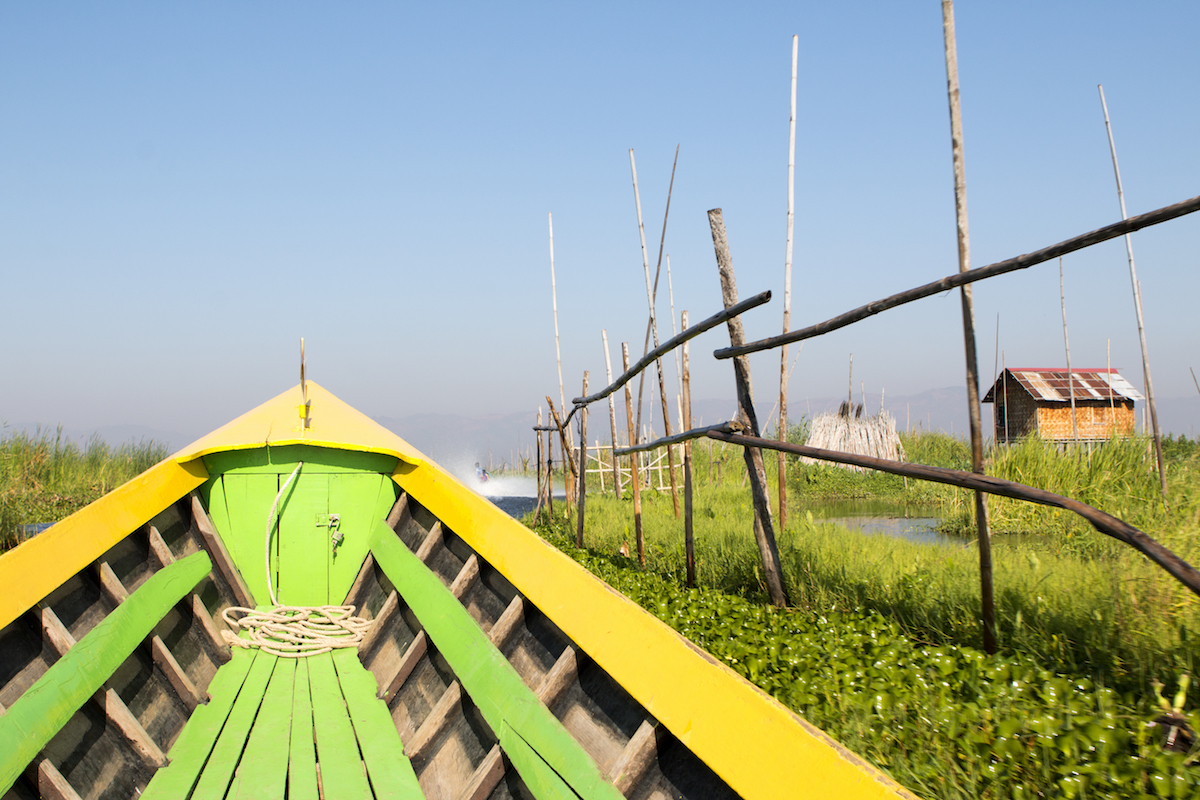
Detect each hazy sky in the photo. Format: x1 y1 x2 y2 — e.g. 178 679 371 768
2 2 1197 447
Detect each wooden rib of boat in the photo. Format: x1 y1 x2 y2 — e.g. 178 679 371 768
0 383 915 800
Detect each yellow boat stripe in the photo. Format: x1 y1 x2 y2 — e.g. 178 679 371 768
392 460 915 800
0 458 208 631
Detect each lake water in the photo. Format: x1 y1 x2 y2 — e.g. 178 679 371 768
807 499 956 546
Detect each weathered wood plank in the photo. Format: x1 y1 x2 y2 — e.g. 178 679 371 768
386 493 411 530
331 648 421 799
151 635 203 712
188 652 279 799
406 680 462 762
190 493 255 608
488 596 524 651
457 744 505 800
97 561 130 605
97 687 168 769
229 657 296 799
308 652 372 800
147 524 176 566
140 648 258 799
536 647 578 709
608 719 657 796
344 553 377 610
414 521 444 564
357 590 399 660
288 658 319 800
36 760 82 800
379 630 428 704
0 552 210 796
191 593 232 664
450 554 480 600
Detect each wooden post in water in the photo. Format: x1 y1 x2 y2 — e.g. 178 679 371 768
778 33 799 533
1098 84 1167 499
576 372 589 548
681 311 696 588
707 208 789 608
942 0 996 653
602 330 622 495
623 343 645 566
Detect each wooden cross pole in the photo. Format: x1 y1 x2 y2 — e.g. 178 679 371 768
707 208 789 608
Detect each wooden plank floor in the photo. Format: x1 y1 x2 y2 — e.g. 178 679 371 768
143 649 420 799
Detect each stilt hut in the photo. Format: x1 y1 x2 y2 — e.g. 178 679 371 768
983 368 1143 444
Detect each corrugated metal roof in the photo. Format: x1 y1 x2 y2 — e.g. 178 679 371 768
982 369 1145 403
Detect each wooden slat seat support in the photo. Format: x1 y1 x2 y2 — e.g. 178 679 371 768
343 552 377 610
357 590 399 658
536 647 579 709
488 595 525 651
386 493 411 529
609 719 658 796
379 630 428 704
458 744 506 800
414 521 444 564
147 524 176 567
0 550 212 795
191 593 231 664
450 554 481 599
190 494 255 608
406 680 463 761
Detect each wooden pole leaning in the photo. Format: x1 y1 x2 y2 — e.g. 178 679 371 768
778 33 799 533
576 372 588 548
681 311 696 588
623 344 645 567
943 0 996 653
534 409 545 521
1098 84 1167 499
1060 259 1080 447
707 208 789 608
602 330 623 495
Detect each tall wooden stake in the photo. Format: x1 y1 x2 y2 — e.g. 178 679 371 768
1060 259 1080 447
682 311 696 588
943 0 996 653
708 208 789 608
576 372 589 547
1098 84 1167 498
623 344 644 566
548 213 574 508
778 33 799 533
667 256 684 400
602 330 622 495
535 408 545 520
628 149 681 517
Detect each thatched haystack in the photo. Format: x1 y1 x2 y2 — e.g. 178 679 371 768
804 402 905 472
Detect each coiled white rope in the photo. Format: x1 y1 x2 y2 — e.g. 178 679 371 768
221 605 371 657
218 459 371 658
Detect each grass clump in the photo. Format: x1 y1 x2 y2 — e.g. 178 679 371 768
0 427 169 551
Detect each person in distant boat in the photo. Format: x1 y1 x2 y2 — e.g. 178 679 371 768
475 462 490 483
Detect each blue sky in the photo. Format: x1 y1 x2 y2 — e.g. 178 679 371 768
1 2 1197 447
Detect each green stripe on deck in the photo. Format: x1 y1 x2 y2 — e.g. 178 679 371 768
309 651 372 799
332 649 422 799
142 648 261 799
369 521 623 800
289 658 319 800
229 658 297 799
0 551 212 796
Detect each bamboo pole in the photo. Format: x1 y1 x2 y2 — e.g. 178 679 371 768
942 0 996 653
546 397 576 523
707 208 789 608
1060 258 1080 447
545 427 554 518
1108 341 1115 437
682 311 696 588
709 430 1200 598
602 330 622 495
534 408 544 521
628 149 681 517
715 193 1200 360
623 344 644 566
576 372 588 547
1003 353 1010 444
667 256 684 399
1098 84 1167 498
778 32 799 533
548 213 574 509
